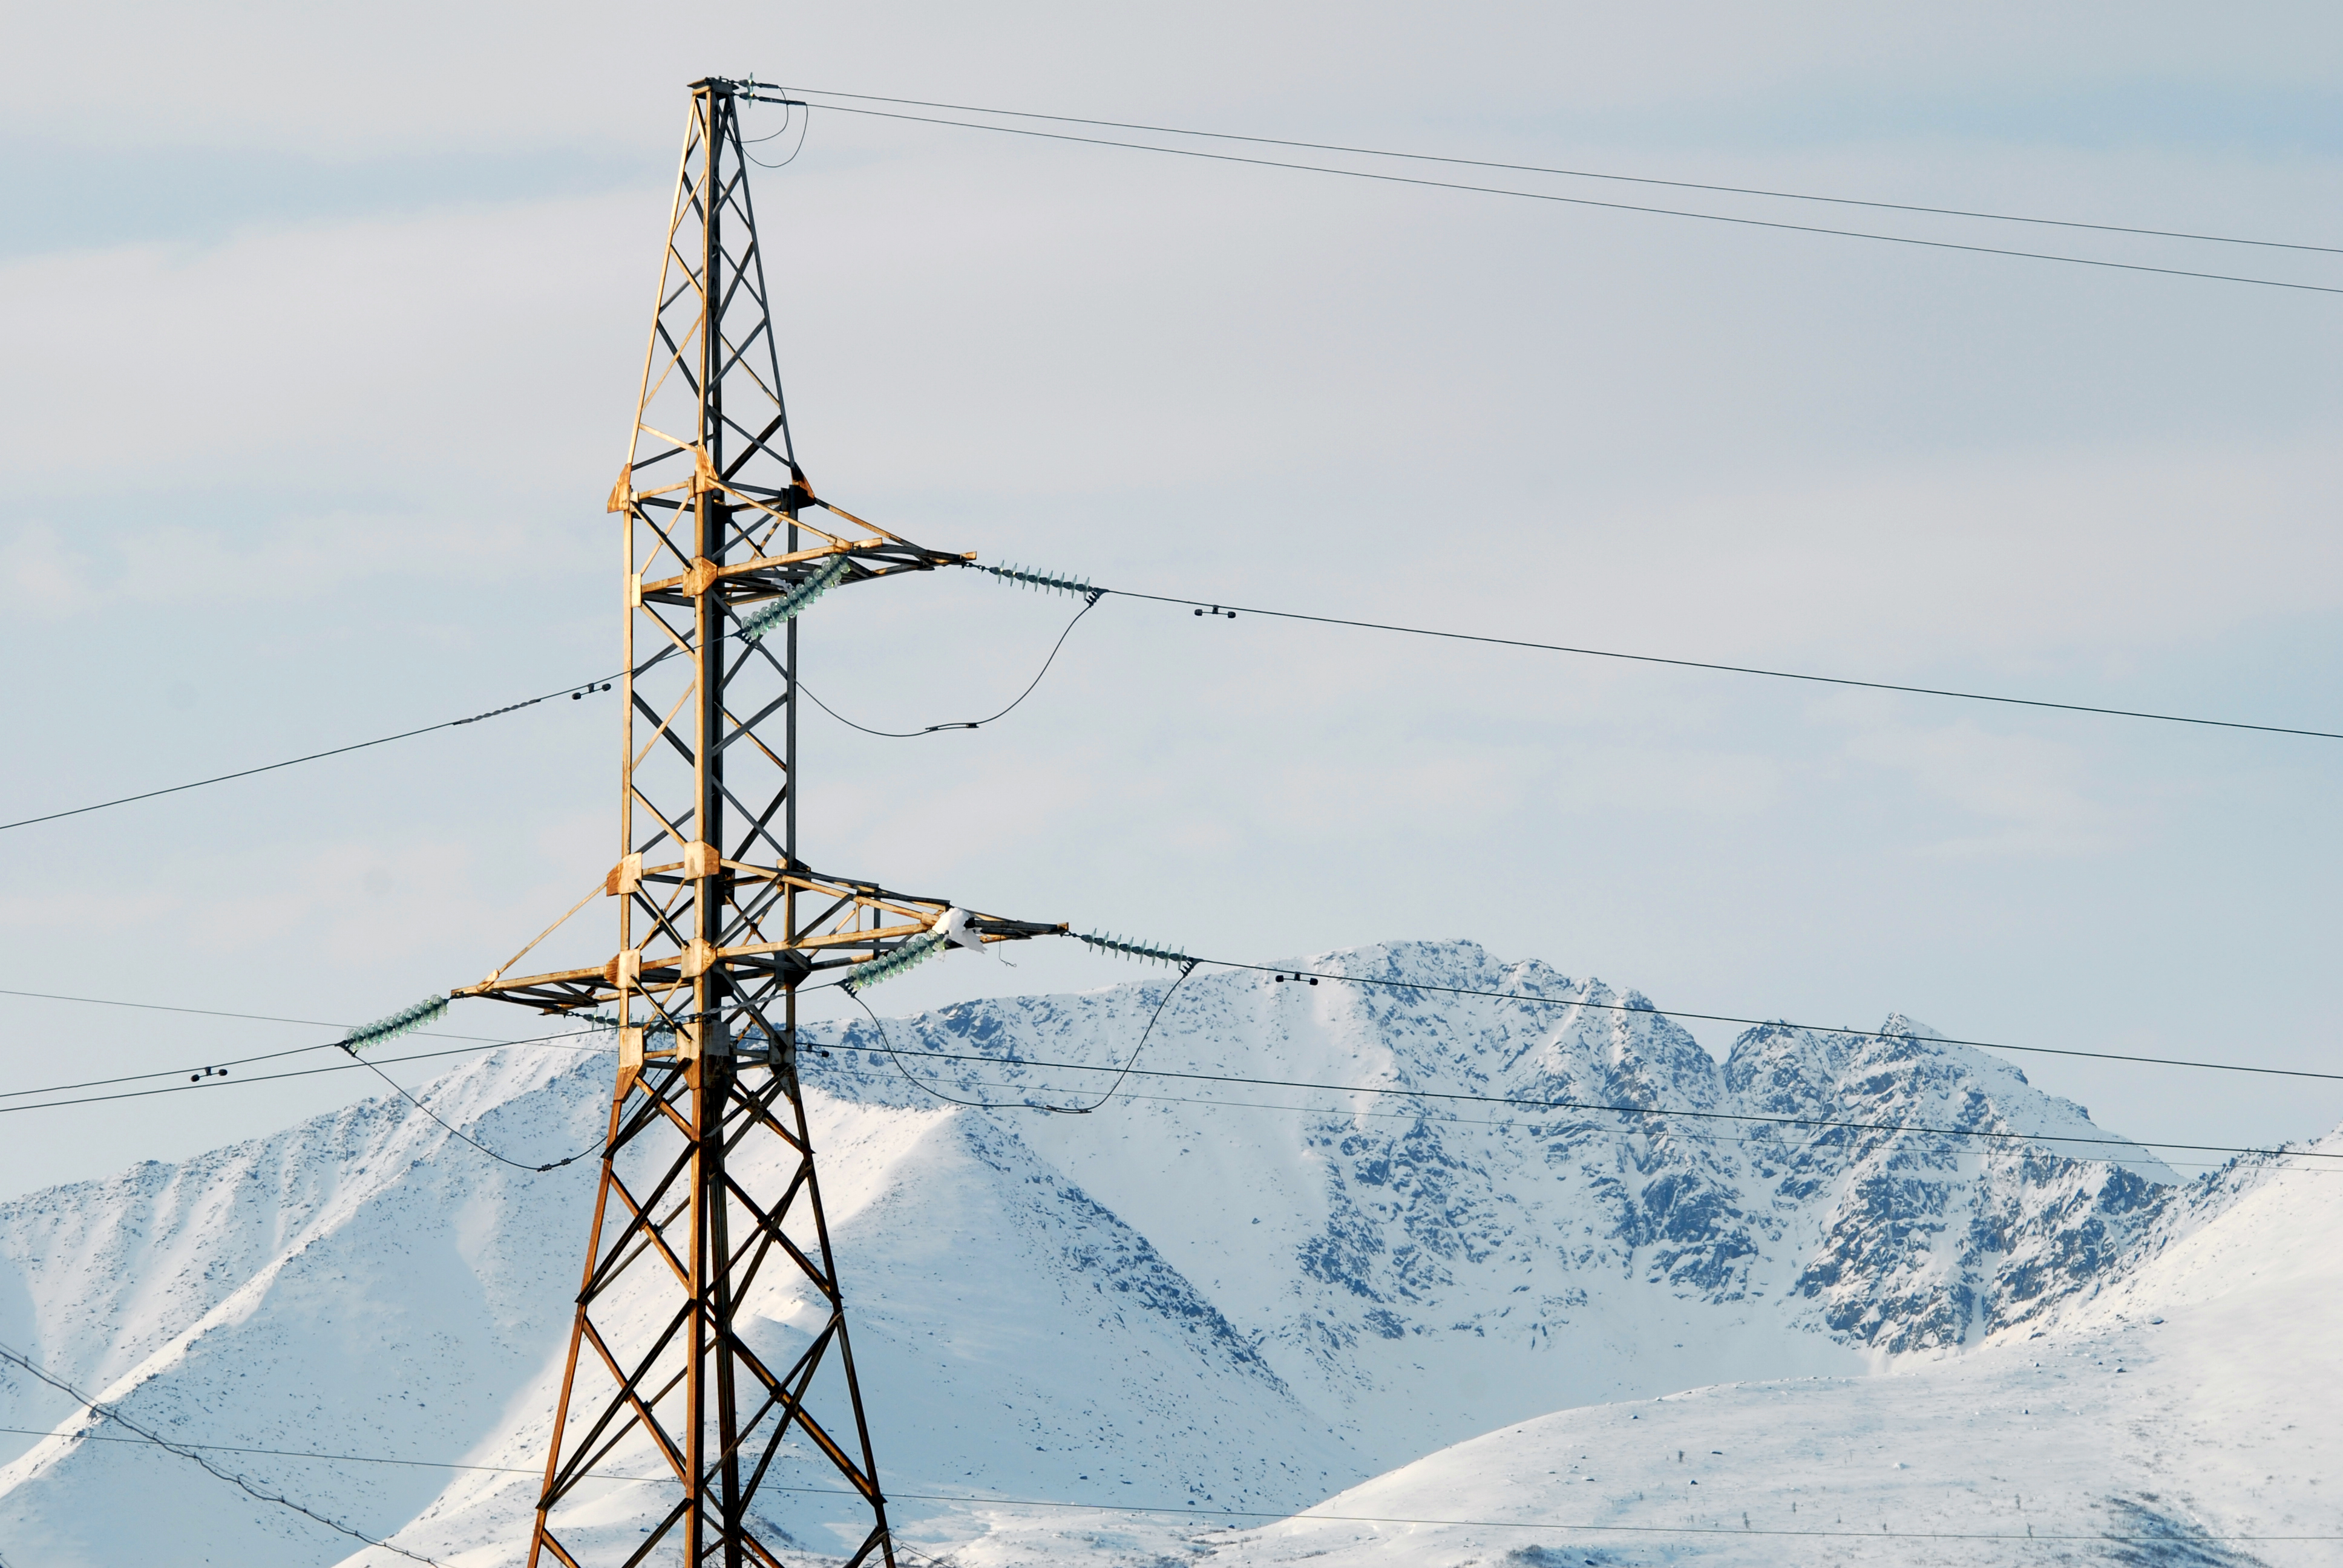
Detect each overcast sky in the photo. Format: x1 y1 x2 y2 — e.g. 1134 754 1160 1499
2 2 2339 1199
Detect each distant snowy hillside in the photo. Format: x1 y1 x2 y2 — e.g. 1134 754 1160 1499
1211 1132 2343 1568
0 940 2216 1566
818 940 2172 1452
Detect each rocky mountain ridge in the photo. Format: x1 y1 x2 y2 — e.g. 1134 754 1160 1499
0 939 2194 1564
821 941 2172 1377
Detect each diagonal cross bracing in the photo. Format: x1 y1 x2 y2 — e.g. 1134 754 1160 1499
447 77 1067 1568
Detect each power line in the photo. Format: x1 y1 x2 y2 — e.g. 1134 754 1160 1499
0 1423 575 1479
828 558 2343 746
1058 930 2343 1088
1098 580 2343 743
848 953 1198 1114
0 674 618 835
10 958 2325 1174
0 998 611 1171
732 1482 2343 1545
10 562 2338 838
0 984 532 1044
799 589 1102 737
1187 952 2343 1084
790 88 2343 258
0 567 1088 832
335 1042 598 1174
1 1416 2332 1544
797 100 2343 299
0 968 2274 1171
797 1485 2341 1546
833 1033 2338 1163
0 1008 608 1101
10 916 2339 1111
1 1039 371 1100
1 968 2322 1171
0 1340 444 1566
811 1051 2340 1178
0 1036 608 1118
839 1066 2343 1178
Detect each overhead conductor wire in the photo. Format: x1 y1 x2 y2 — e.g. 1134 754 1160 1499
741 79 814 169
0 1014 614 1178
836 1029 2338 1162
811 932 2343 1161
0 552 1090 832
792 99 2343 298
1049 570 2343 744
0 1040 595 1117
801 583 1104 737
0 671 617 834
4 969 2332 1168
0 1413 2335 1544
807 1058 2333 1178
333 1049 598 1175
14 99 2328 1547
8 914 2343 1112
322 998 598 1174
1168 950 2343 1083
0 1339 444 1566
13 547 2343 838
844 952 1199 1114
790 88 2343 257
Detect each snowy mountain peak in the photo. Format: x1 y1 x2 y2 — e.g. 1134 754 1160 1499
0 939 2218 1565
819 941 2176 1379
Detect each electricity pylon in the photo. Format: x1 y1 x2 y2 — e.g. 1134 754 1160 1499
456 77 1062 1568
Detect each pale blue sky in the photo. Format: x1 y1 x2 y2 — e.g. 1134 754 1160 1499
2 1 2339 1197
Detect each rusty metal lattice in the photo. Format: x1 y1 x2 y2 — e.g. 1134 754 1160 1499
457 77 1062 1568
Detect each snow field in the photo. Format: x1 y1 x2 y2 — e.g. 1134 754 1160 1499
0 940 2322 1567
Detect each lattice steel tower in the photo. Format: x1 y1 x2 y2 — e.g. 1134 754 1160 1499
457 77 1061 1567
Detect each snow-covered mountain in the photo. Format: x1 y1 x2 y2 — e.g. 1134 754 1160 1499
0 939 2292 1566
1216 1129 2343 1568
822 939 2172 1413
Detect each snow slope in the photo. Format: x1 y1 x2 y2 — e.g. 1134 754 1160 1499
1213 1137 2343 1568
0 939 2253 1566
816 941 2172 1463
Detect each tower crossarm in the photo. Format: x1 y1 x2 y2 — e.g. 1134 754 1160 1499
625 468 972 608
501 74 1021 1568
632 538 971 606
453 869 1066 1015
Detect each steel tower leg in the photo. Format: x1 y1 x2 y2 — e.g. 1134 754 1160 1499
454 76 1063 1566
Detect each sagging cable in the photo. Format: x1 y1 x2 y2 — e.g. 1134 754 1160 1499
332 1014 594 1174
1043 959 1199 1114
1078 932 1199 969
971 561 1104 605
738 555 851 643
338 996 450 1054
